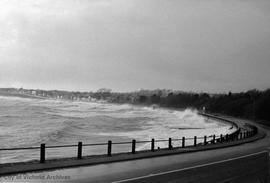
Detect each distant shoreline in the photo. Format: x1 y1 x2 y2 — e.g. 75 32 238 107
0 93 48 100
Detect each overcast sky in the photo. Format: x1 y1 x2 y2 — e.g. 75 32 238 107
0 0 270 93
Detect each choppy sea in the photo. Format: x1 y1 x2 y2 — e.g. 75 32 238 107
0 96 236 163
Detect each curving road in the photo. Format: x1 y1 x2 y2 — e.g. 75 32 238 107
1 116 270 183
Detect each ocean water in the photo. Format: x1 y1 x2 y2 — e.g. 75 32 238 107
0 96 237 163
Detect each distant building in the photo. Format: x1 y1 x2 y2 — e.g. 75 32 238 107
31 90 36 95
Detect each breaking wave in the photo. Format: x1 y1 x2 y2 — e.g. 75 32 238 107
0 96 237 163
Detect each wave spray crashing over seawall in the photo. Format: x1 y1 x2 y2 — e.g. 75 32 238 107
0 96 236 163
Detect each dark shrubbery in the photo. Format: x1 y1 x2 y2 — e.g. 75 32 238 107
103 89 270 123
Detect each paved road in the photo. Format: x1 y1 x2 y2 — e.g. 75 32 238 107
1 117 270 183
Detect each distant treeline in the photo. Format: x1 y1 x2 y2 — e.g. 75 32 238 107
1 87 269 123
105 89 270 122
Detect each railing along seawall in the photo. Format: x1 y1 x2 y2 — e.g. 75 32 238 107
0 115 258 165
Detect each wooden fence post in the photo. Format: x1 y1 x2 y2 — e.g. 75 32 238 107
40 143 45 163
132 140 136 154
220 134 223 143
77 142 82 159
107 140 112 156
204 136 207 145
182 137 185 148
169 138 172 150
151 139 155 152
